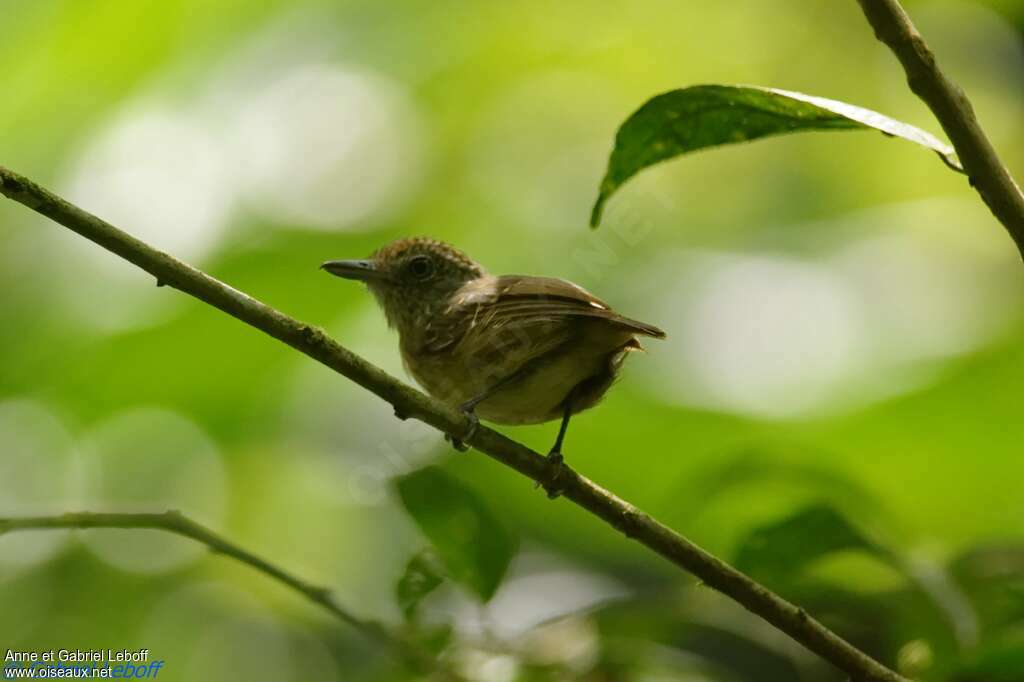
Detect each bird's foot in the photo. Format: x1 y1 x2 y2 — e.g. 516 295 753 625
446 406 479 452
535 450 566 499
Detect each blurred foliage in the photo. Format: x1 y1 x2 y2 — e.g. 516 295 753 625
395 467 516 603
395 549 445 622
733 503 893 585
2 0 1024 680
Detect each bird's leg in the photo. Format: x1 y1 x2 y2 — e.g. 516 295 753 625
537 398 573 499
446 393 484 452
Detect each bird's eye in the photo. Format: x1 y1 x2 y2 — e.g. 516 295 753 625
407 255 435 280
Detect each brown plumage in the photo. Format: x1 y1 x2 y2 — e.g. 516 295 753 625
321 237 665 474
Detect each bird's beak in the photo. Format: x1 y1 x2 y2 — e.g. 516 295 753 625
320 259 387 282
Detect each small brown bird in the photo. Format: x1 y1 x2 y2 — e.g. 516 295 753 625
322 237 664 484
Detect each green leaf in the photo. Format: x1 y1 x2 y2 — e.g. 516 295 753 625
395 466 517 602
951 544 1024 632
396 549 445 620
676 449 888 521
734 503 892 585
591 84 962 226
950 638 1024 682
735 504 980 648
411 623 454 656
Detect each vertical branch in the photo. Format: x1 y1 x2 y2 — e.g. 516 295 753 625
855 0 1024 258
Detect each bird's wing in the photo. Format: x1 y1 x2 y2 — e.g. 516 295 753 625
422 275 664 355
482 276 667 339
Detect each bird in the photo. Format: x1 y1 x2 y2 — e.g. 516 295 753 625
321 237 665 493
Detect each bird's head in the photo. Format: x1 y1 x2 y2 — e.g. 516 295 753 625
321 237 486 331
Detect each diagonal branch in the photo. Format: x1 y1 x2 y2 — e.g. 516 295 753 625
855 0 1024 258
0 511 447 677
0 166 907 682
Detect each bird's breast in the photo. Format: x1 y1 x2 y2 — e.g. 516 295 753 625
400 320 637 426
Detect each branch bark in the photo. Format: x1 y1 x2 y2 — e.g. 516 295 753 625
0 511 446 676
855 0 1024 258
0 166 907 682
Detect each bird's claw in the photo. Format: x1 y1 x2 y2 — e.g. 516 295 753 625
535 451 566 499
446 408 479 452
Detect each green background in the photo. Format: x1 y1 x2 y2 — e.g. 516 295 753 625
2 1 1023 680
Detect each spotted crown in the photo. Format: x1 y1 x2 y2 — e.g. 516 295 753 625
372 237 485 278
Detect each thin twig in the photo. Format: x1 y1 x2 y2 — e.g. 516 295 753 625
855 0 1024 258
0 166 907 682
0 511 448 677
